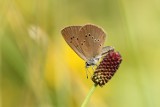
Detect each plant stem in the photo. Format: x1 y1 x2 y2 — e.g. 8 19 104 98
81 84 98 107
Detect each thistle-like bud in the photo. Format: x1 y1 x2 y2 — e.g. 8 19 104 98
92 50 122 87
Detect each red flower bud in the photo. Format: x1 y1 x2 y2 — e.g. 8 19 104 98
92 50 122 87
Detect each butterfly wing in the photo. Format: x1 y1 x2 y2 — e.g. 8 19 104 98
61 26 87 60
78 24 106 59
101 46 114 56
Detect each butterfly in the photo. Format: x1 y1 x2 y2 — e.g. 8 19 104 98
61 24 114 68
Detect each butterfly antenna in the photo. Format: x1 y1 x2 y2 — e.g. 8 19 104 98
85 68 89 79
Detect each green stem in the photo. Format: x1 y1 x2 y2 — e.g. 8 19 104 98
81 84 98 107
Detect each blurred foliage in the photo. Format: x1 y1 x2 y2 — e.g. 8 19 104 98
1 0 160 107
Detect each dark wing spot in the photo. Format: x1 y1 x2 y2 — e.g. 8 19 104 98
97 39 100 42
92 36 94 39
73 36 75 38
88 33 91 36
77 38 79 40
99 44 102 46
81 42 84 45
83 40 86 42
85 34 87 37
71 37 73 40
70 41 72 43
94 39 97 42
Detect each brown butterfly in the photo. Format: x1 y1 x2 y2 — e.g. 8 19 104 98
61 24 114 68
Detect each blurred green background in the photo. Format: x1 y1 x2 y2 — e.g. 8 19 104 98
1 0 160 107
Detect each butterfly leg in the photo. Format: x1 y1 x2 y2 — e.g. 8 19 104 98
95 64 98 68
86 67 93 79
91 66 96 72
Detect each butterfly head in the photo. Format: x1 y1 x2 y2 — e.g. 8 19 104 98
85 56 101 68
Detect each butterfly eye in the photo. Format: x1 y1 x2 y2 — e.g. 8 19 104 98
97 39 100 42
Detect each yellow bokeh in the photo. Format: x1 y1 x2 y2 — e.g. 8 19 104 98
1 0 160 107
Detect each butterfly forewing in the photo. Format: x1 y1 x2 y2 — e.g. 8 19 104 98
61 26 87 60
78 24 106 59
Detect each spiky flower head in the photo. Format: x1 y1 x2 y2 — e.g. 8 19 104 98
92 50 122 87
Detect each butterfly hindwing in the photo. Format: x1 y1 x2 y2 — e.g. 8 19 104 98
61 26 87 60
